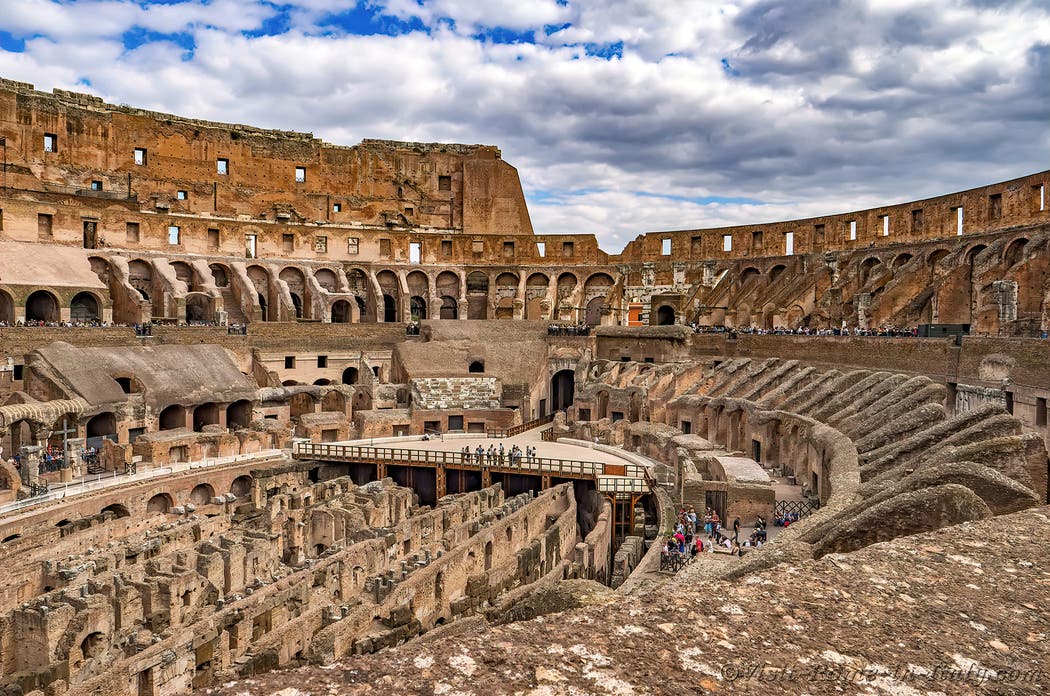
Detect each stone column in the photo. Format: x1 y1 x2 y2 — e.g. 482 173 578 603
993 280 1018 325
514 274 527 320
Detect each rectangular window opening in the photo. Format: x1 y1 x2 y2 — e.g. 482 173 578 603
284 356 295 369
126 222 140 243
167 225 181 245
952 206 964 235
333 202 342 213
441 239 452 257
691 235 702 254
785 231 795 256
282 233 294 253
814 224 825 246
295 166 306 183
208 228 220 249
347 237 359 255
314 235 328 254
217 158 229 175
503 241 515 259
379 239 392 257
988 193 1002 220
563 241 575 257
661 238 672 255
881 214 890 237
722 234 733 252
90 180 103 191
848 220 857 241
751 230 763 250
536 241 545 257
177 190 188 200
43 133 57 152
409 242 421 264
38 213 53 240
317 356 328 368
438 175 452 191
1037 397 1047 427
245 234 257 258
134 148 147 166
911 209 924 232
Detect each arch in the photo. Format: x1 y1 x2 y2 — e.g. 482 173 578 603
410 295 427 322
70 292 100 323
185 293 212 323
342 367 359 385
0 289 13 324
192 403 220 431
656 305 676 325
584 296 603 326
526 272 549 290
80 632 106 660
146 493 174 515
494 272 519 290
321 390 346 413
439 296 458 320
230 475 253 498
289 293 304 319
289 392 315 419
257 293 268 321
376 270 400 322
859 257 882 285
86 412 116 439
352 390 372 412
158 404 186 431
768 264 786 282
550 369 575 412
314 268 339 292
406 270 429 298
494 296 514 320
209 263 230 287
965 244 988 265
331 300 352 324
189 483 215 505
1003 238 1029 267
346 268 376 323
557 272 577 298
740 267 760 284
1 534 21 543
25 290 59 323
282 380 300 387
484 540 493 571
313 378 332 386
595 389 609 420
927 248 951 268
892 253 913 268
100 503 130 519
469 360 485 373
466 272 489 320
525 297 547 321
227 400 253 429
128 260 153 301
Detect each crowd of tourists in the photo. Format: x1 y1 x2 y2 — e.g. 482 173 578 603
689 323 920 337
662 507 770 569
459 443 538 466
547 323 592 336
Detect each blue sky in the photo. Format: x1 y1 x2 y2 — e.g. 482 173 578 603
0 0 1047 250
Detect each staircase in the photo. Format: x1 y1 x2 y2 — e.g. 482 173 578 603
220 287 249 325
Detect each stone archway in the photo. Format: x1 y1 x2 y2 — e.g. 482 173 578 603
550 370 575 412
656 305 676 325
26 290 59 323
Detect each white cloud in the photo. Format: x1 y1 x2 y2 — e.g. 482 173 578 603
0 0 1047 252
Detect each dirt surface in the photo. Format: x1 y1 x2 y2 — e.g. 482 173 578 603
201 506 1050 696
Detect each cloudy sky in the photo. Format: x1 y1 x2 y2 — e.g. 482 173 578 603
0 0 1047 251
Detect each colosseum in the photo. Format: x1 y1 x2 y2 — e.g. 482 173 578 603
0 78 1047 695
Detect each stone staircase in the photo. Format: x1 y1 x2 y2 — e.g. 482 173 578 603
220 287 249 325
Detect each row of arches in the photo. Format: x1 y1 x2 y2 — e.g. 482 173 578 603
0 289 102 324
157 400 253 432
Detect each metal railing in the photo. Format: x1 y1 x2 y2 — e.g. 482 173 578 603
486 414 554 439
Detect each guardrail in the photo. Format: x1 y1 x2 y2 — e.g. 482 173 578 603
293 442 651 485
486 414 555 439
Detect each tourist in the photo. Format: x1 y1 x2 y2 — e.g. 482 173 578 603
732 516 740 542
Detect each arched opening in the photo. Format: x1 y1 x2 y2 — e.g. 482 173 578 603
313 378 332 386
80 632 106 660
740 267 760 284
227 400 253 429
280 267 308 319
25 290 59 323
439 296 458 320
189 483 215 505
353 391 372 411
494 297 514 320
484 540 493 571
656 305 676 325
158 405 186 431
290 293 304 319
595 390 609 419
314 268 339 293
550 369 575 413
170 261 194 288
1 534 21 543
768 264 786 282
434 571 444 600
410 296 427 322
382 294 397 323
146 493 173 515
185 293 212 323
965 244 988 265
209 263 230 287
331 300 352 323
466 272 489 320
86 412 116 440
342 367 359 385
289 392 315 419
468 360 485 373
927 248 950 269
0 289 13 324
321 391 346 413
257 293 268 321
1003 238 1029 267
113 376 141 394
70 292 100 323
892 253 913 268
192 403 220 432
230 475 253 498
860 257 882 285
101 503 130 519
